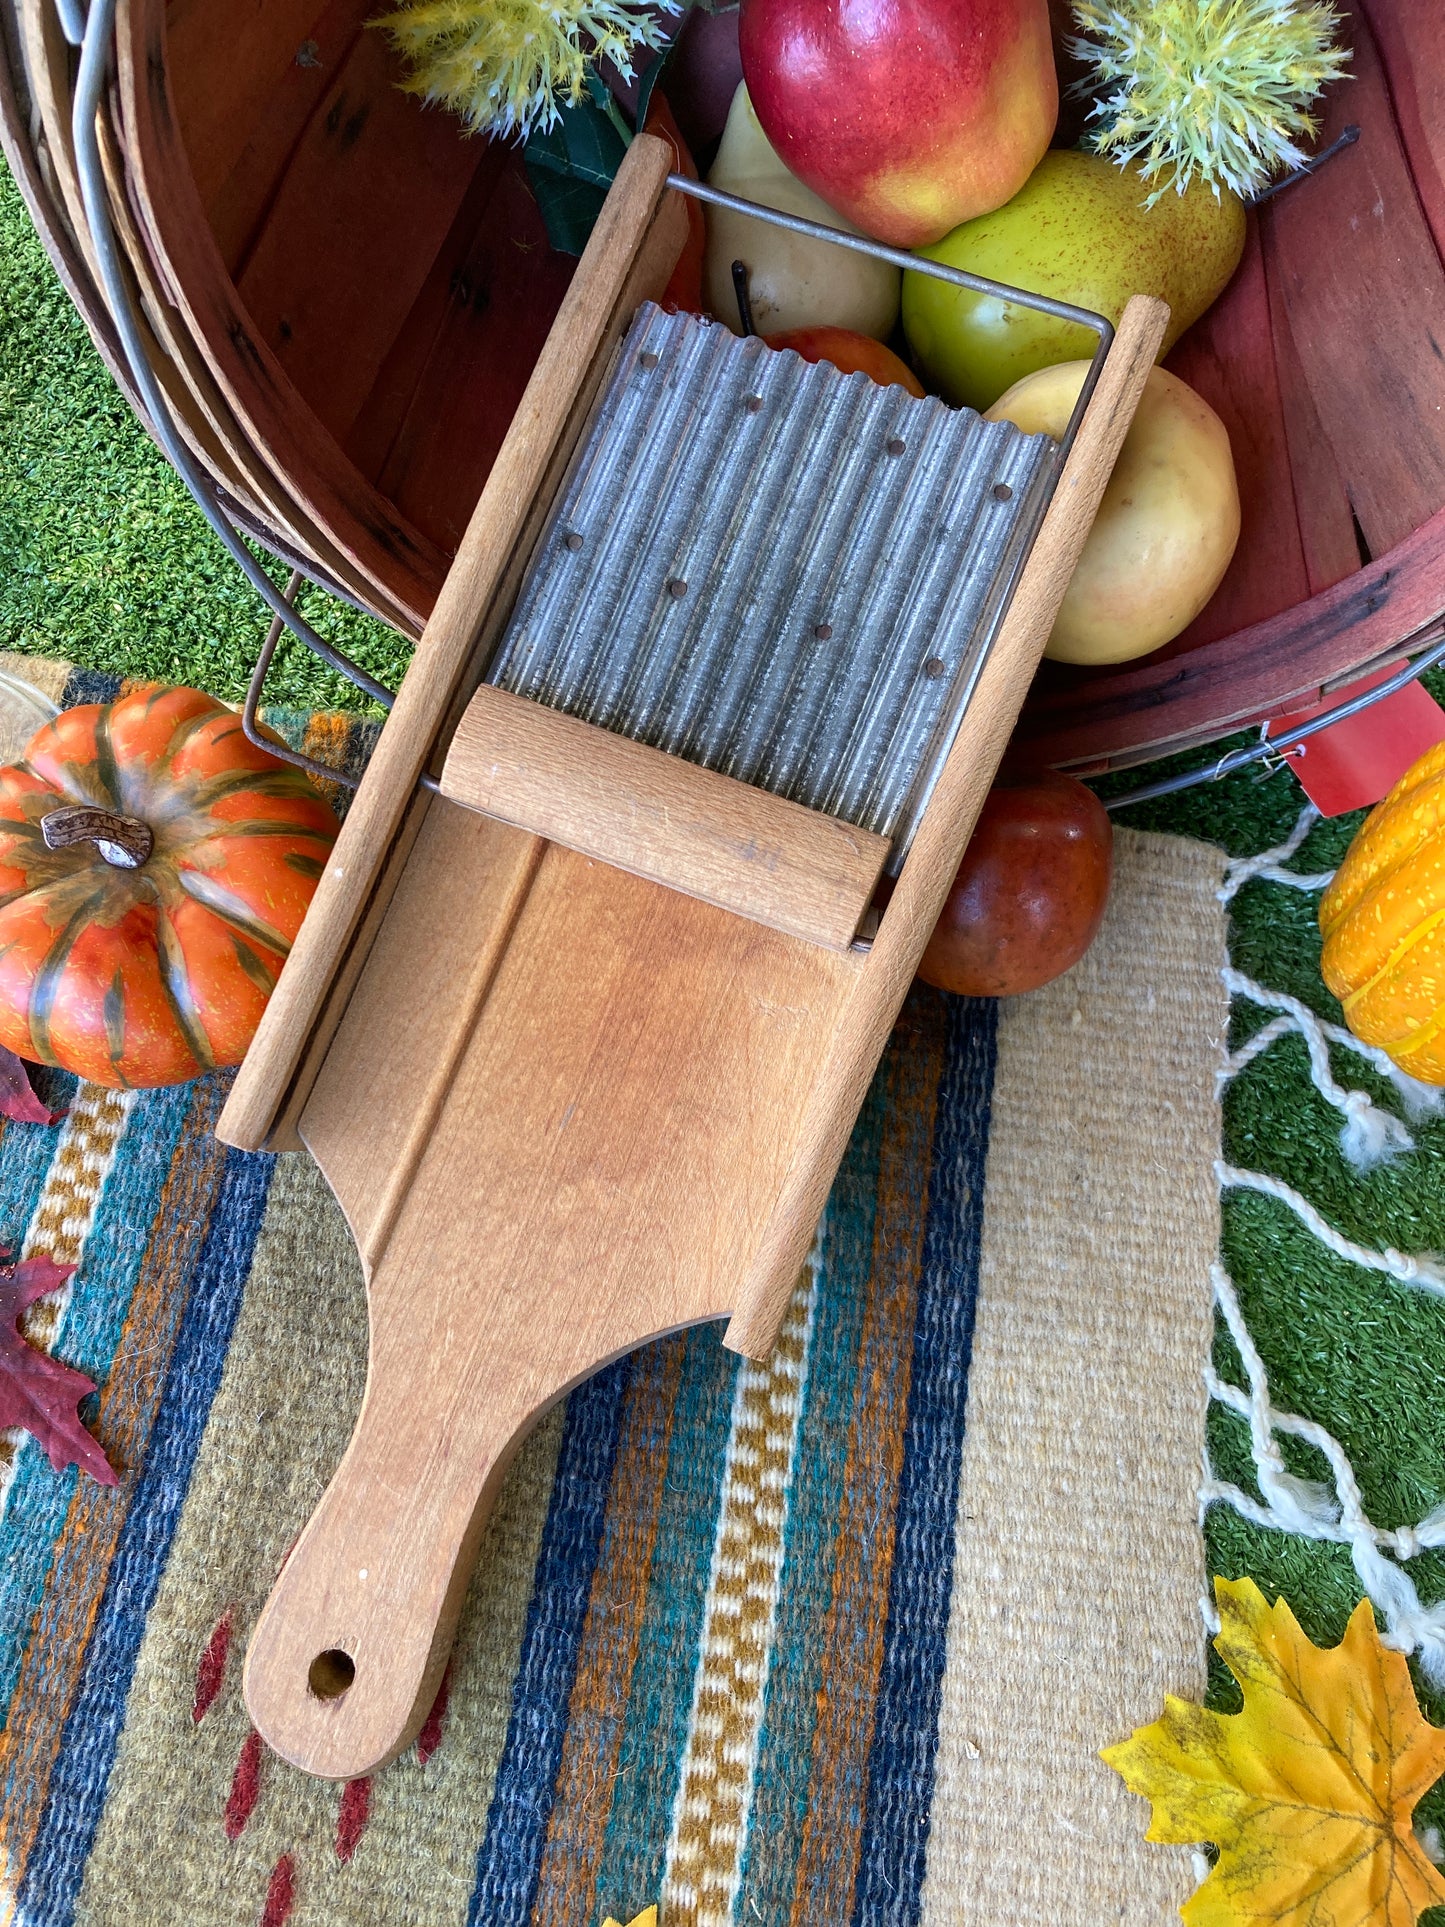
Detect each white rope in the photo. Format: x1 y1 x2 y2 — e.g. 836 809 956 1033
1204 805 1445 1682
1208 1267 1339 1532
1218 968 1444 1169
1216 1161 1445 1295
1217 802 1333 903
1221 982 1445 1125
1206 1267 1445 1683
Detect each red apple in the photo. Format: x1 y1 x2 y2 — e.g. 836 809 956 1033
917 771 1112 997
738 0 1057 249
764 326 926 395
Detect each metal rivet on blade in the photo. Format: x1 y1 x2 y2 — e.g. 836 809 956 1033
992 481 1013 502
563 531 584 551
886 437 906 457
639 351 660 370
746 394 763 414
923 657 946 680
813 623 833 641
667 578 688 599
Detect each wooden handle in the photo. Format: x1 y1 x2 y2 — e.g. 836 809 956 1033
723 294 1172 1357
441 684 889 950
241 839 842 1780
242 1337 536 1778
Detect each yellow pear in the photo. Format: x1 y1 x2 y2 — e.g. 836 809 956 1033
987 361 1240 665
905 150 1245 411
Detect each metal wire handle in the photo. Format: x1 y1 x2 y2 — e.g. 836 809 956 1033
55 3 1425 813
66 0 395 795
239 570 367 792
667 173 1115 467
1103 616 1445 810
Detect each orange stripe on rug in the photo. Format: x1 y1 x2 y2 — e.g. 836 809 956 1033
0 1077 230 1897
789 1007 946 1927
662 1263 818 1926
530 1337 686 1927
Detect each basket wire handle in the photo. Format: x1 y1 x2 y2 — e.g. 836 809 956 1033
242 571 365 791
1103 616 1445 811
65 0 397 718
60 0 1428 810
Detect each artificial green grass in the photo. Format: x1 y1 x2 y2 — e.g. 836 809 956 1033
6 144 1445 1855
0 160 408 712
1113 753 1445 1869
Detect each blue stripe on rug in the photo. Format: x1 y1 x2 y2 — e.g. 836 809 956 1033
778 989 952 1923
467 1358 630 1927
595 1323 740 1920
738 1062 888 1920
851 991 997 1926
0 1081 193 1714
16 1144 276 1926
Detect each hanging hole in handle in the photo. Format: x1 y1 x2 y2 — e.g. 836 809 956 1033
308 1648 356 1699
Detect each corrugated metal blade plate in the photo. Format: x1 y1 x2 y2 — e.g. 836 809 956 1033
487 303 1055 858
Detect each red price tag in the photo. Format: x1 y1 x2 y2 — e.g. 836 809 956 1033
1267 671 1445 817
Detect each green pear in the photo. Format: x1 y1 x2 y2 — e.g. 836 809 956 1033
902 149 1245 412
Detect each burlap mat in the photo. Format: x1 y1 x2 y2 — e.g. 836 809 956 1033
924 829 1225 1923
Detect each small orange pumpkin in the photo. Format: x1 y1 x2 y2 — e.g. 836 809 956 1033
1320 740 1445 1084
0 686 339 1089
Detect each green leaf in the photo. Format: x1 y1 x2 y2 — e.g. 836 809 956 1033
634 11 690 129
581 67 614 112
524 91 629 254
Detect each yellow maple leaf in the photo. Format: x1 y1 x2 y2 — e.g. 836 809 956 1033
601 1910 657 1927
1104 1577 1445 1927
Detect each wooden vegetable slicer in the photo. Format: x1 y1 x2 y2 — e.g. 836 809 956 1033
194 137 1167 1779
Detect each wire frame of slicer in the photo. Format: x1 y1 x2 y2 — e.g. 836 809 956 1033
487 304 1055 865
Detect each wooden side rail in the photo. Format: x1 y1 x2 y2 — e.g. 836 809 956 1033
724 293 1173 1354
216 133 687 1153
439 684 889 951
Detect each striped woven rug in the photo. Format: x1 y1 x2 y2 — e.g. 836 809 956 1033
0 661 1226 1927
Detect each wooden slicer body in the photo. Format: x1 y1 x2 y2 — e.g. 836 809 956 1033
219 135 1168 1778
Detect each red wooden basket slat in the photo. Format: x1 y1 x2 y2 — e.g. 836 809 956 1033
1161 220 1311 657
358 161 578 555
1360 0 1445 262
1268 4 1445 558
217 6 370 282
233 25 487 447
1261 224 1359 603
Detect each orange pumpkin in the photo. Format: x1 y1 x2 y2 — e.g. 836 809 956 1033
0 686 339 1089
1320 740 1445 1085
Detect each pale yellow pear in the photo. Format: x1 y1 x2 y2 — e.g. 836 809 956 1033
703 84 900 339
987 361 1240 665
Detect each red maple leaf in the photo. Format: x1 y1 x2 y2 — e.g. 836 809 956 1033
0 1255 116 1484
0 1046 62 1127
